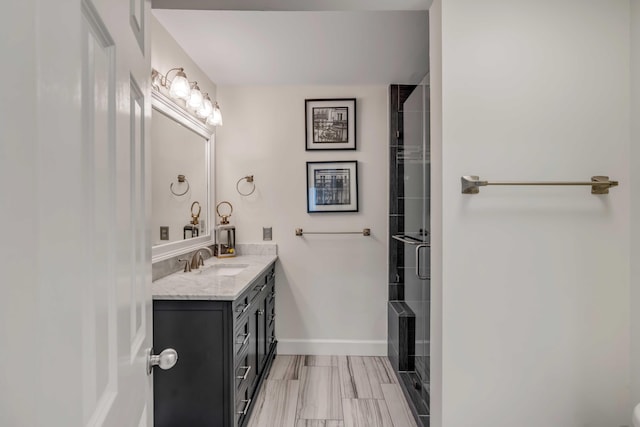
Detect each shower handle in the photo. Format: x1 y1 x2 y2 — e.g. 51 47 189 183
415 244 429 280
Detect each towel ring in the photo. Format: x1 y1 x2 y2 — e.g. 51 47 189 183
170 174 190 197
236 175 256 196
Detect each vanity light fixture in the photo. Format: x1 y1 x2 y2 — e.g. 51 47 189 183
152 67 223 126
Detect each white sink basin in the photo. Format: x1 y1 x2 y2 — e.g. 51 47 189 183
196 264 249 277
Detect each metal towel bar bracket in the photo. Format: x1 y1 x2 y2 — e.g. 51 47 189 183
295 228 370 237
461 175 619 195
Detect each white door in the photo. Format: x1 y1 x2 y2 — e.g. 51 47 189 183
1 0 153 425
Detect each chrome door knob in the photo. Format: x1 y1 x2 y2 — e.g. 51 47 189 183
147 348 178 375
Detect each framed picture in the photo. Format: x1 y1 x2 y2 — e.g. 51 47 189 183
305 98 356 151
306 161 358 213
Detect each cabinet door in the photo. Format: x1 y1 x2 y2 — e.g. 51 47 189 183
247 303 259 394
154 301 229 427
256 295 268 373
266 281 276 349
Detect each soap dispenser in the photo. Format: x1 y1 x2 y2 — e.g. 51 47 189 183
214 201 236 258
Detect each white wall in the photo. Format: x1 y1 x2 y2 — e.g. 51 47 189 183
437 1 631 426
631 0 640 410
216 85 388 355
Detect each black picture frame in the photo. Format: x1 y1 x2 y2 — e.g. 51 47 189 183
305 98 356 151
306 161 358 213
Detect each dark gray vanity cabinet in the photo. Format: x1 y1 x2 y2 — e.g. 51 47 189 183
153 262 277 427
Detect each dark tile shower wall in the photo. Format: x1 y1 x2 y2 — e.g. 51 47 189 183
389 84 416 302
389 85 416 372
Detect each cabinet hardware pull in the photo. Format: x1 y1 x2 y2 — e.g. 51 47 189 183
236 365 251 380
237 399 252 415
235 302 251 314
236 333 251 347
257 309 264 316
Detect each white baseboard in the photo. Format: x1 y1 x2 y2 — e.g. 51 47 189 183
277 339 387 356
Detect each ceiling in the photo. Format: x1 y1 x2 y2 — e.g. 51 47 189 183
152 8 430 85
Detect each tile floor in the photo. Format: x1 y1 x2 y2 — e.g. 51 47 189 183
247 355 418 427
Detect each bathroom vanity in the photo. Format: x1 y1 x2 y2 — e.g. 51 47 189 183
152 255 277 427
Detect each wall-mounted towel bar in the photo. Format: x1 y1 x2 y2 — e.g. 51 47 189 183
295 228 371 237
392 234 429 246
461 175 619 195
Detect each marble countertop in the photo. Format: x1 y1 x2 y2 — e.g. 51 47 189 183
152 254 277 301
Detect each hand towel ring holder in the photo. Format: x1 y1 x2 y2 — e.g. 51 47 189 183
170 174 190 196
236 175 255 196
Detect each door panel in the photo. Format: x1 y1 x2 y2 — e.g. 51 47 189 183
32 0 152 425
81 6 118 422
130 77 147 361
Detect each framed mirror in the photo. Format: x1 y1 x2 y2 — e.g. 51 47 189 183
151 90 214 262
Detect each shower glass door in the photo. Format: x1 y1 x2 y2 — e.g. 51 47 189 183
389 82 430 426
402 82 430 401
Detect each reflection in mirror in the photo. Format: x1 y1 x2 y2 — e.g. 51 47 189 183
152 108 208 245
151 90 214 262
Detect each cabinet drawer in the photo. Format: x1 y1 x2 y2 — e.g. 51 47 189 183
265 267 275 283
233 295 252 323
235 383 252 427
267 281 275 318
235 353 253 392
267 318 275 345
234 320 251 356
249 281 267 302
267 281 275 302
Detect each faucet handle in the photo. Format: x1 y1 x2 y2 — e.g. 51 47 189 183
178 258 191 273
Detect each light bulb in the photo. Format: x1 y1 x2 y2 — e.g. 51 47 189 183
197 95 213 118
208 102 223 126
169 69 190 100
187 84 203 109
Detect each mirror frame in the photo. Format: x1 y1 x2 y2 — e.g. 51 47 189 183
151 89 215 262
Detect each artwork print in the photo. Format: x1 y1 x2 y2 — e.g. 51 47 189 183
306 161 358 213
305 99 356 151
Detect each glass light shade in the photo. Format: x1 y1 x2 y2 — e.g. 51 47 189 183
187 86 203 109
169 70 190 100
197 96 213 118
208 103 223 126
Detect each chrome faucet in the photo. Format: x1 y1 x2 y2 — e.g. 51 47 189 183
189 246 214 270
